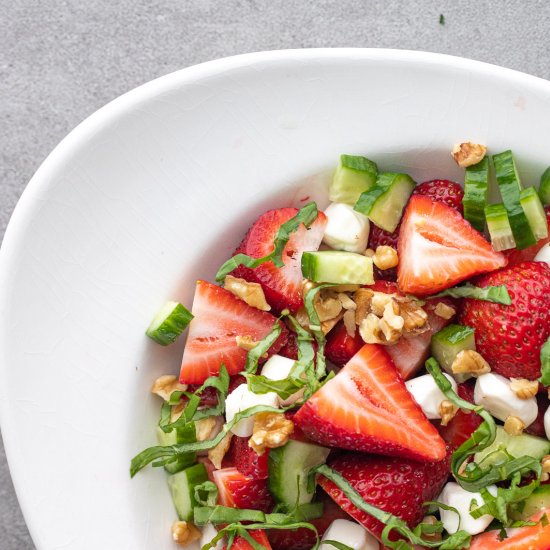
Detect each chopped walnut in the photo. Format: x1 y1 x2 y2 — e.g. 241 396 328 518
315 294 343 322
451 350 491 376
370 292 396 317
439 400 458 426
321 311 344 335
294 306 311 331
359 313 384 344
451 142 487 168
354 288 374 325
172 521 201 546
399 299 429 332
195 416 224 442
208 432 233 469
151 375 187 402
379 301 404 343
224 275 271 311
301 279 317 299
510 378 539 400
372 246 399 270
338 292 357 310
171 400 186 423
249 412 294 455
343 309 356 337
434 302 456 320
504 415 525 436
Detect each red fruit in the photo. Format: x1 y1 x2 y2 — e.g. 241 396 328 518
294 344 447 462
231 208 327 313
277 331 299 360
225 530 272 550
397 195 507 295
459 262 550 380
506 205 550 266
212 467 274 513
526 393 550 438
413 179 464 213
188 374 247 408
318 452 450 541
229 436 269 479
325 320 364 368
179 281 287 384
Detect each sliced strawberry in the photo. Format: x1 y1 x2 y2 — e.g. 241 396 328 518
225 530 272 550
325 320 364 368
505 205 550 266
231 208 327 313
187 374 247 408
294 344 447 462
413 179 464 213
397 195 507 296
212 467 274 513
179 281 287 384
319 451 450 541
277 331 299 360
229 436 269 479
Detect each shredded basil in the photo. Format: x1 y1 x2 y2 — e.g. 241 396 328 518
215 202 319 282
244 321 283 374
194 481 218 507
539 336 550 386
431 283 511 305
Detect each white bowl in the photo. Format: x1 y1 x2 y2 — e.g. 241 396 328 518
1 49 550 550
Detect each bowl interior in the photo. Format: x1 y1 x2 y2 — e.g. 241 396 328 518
1 49 549 549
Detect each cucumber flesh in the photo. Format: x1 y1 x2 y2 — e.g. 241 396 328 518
146 301 193 346
301 251 374 285
462 156 490 232
167 463 209 521
521 186 549 240
540 166 550 206
485 203 516 251
157 422 197 474
511 485 550 520
493 150 537 250
268 439 330 507
330 155 378 205
354 173 416 233
430 324 476 381
474 426 550 468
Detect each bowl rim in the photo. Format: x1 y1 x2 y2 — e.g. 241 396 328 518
1 47 550 548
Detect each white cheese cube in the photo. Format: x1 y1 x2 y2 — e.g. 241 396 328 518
405 373 457 419
438 482 498 536
200 524 224 550
544 406 550 440
320 519 378 549
261 354 304 406
323 202 370 253
474 373 537 427
225 384 279 437
534 243 550 267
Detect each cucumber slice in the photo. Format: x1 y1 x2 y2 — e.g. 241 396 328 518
354 173 415 233
474 426 550 468
146 301 193 346
462 157 490 232
430 324 476 381
511 485 550 520
157 422 197 474
493 150 537 250
540 166 550 206
521 186 549 240
268 440 330 507
485 203 516 251
330 155 378 205
301 251 374 285
167 463 209 521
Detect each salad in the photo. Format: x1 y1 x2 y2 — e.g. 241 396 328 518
131 143 550 550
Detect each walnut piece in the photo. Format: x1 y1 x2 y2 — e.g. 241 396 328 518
224 275 271 311
195 416 223 442
314 291 343 322
372 246 399 270
399 299 429 332
439 400 458 426
171 401 186 423
510 378 539 400
434 302 456 320
379 301 404 343
208 432 233 469
370 292 396 317
451 350 491 376
451 142 487 168
337 292 357 311
172 521 201 546
354 288 374 325
321 311 344 335
249 412 294 455
343 309 356 337
151 375 187 402
504 415 525 436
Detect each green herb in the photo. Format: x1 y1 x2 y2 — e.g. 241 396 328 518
439 13 445 25
432 283 511 305
321 542 354 550
215 202 319 282
539 336 550 386
244 320 283 374
194 480 219 507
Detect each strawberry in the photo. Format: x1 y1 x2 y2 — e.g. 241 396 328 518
397 195 507 295
179 281 287 384
231 208 327 313
318 451 450 541
225 530 272 550
187 374 247 408
293 344 447 462
412 179 464 213
212 467 274 513
277 331 299 360
505 205 550 266
229 436 269 479
525 393 550 439
325 320 364 368
459 261 550 380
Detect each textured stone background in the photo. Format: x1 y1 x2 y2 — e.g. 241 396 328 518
1 1 550 548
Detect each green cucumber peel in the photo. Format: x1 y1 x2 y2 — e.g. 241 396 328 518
244 320 283 374
538 336 550 386
215 202 319 282
431 283 511 305
462 157 490 232
322 542 355 550
145 301 194 345
540 166 550 205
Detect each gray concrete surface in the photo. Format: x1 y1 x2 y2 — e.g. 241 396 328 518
1 1 550 548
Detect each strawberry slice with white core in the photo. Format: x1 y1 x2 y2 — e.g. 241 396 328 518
294 344 447 462
179 280 286 384
397 195 507 295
